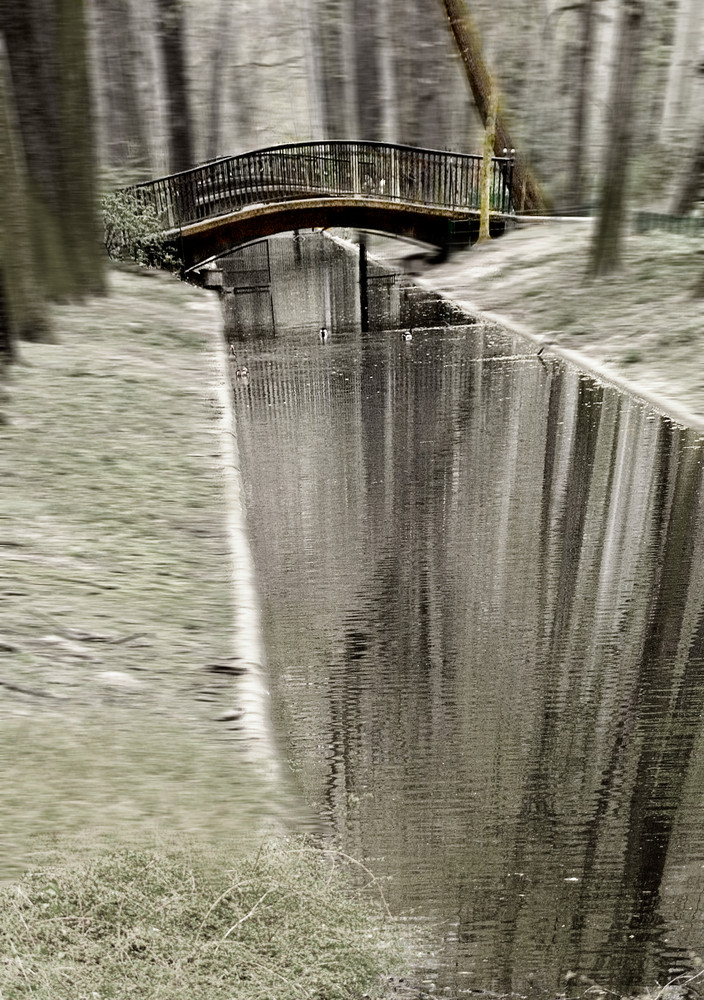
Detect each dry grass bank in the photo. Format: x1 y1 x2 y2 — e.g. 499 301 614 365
0 266 274 876
375 221 704 429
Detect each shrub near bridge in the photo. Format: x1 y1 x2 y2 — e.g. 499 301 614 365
102 190 180 269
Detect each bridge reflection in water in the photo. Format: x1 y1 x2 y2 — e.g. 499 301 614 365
126 141 515 269
227 234 704 999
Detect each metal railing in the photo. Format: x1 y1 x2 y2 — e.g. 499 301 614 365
126 141 515 232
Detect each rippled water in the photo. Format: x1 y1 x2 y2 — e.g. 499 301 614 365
228 234 704 998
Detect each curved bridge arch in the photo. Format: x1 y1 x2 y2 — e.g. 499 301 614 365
125 140 515 271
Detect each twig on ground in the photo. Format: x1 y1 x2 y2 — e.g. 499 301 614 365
0 678 61 699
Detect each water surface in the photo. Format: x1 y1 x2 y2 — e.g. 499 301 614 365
228 235 704 998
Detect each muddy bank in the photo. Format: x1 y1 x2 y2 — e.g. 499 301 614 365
371 221 704 431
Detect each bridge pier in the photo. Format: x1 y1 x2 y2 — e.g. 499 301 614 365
359 238 369 332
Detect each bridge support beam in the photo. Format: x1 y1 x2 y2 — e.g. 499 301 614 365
174 198 510 274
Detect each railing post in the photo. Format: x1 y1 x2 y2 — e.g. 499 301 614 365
351 142 360 197
501 147 515 214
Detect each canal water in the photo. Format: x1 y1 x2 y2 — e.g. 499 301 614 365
226 233 704 999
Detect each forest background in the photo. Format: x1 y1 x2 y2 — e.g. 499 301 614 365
1 0 704 362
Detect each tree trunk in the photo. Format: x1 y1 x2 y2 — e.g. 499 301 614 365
88 0 150 170
155 0 194 173
566 0 597 212
437 0 547 213
315 0 357 139
671 121 704 215
204 3 230 160
377 0 397 143
588 0 645 278
660 0 703 145
0 0 104 301
477 88 497 243
353 0 383 141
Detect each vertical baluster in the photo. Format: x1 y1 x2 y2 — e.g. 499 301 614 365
203 166 211 218
172 176 181 227
492 157 498 215
199 166 207 218
197 168 204 220
217 160 224 210
187 171 197 224
228 157 236 211
178 175 187 227
245 153 256 205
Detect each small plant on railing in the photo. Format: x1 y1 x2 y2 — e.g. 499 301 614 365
102 190 180 269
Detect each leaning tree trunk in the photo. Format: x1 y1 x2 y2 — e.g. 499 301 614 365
155 0 194 173
588 0 645 278
437 0 547 213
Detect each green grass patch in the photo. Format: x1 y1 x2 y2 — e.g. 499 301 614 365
0 837 404 999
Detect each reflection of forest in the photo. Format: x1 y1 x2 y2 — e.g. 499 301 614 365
232 239 704 996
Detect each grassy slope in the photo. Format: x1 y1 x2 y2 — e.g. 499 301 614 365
0 266 271 875
376 223 704 426
0 839 401 999
0 264 405 998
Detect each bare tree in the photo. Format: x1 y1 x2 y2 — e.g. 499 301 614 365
155 0 194 172
88 0 151 171
565 0 599 212
0 0 104 300
353 0 383 140
671 121 704 215
204 3 231 160
588 0 645 278
660 0 704 146
437 0 547 212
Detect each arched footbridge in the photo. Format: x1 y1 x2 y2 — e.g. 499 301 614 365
123 141 516 272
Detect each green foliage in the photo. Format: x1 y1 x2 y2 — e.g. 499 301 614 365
0 838 403 999
102 190 180 269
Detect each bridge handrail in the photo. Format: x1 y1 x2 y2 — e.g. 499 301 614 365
123 141 515 232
